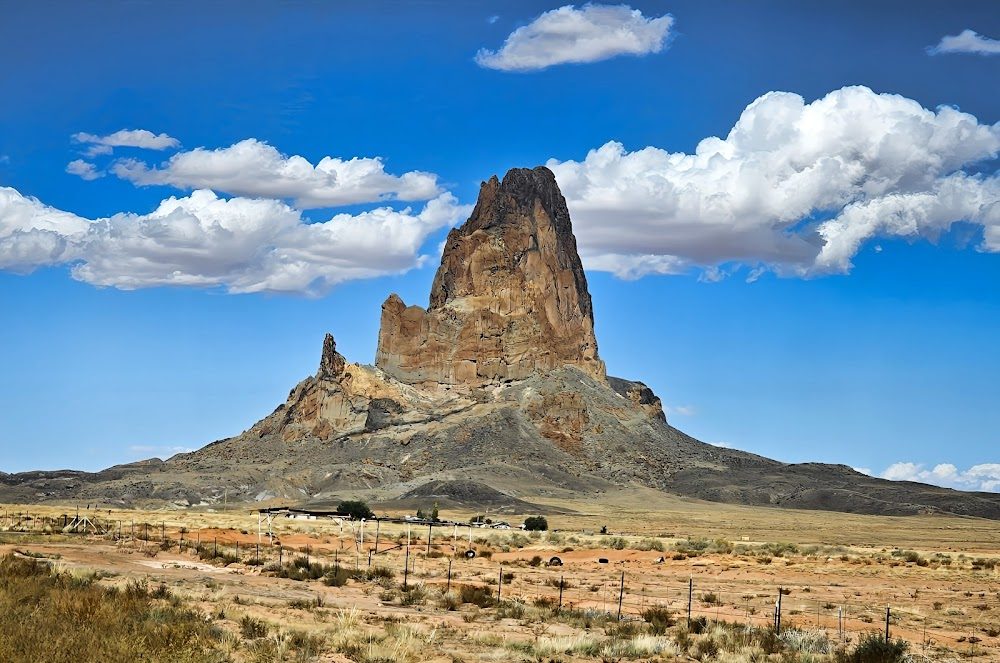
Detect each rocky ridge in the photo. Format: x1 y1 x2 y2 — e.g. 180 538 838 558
2 166 1000 520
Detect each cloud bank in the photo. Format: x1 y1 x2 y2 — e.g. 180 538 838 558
111 139 443 208
476 4 673 71
547 86 1000 279
928 29 1000 56
0 186 468 294
882 462 1000 493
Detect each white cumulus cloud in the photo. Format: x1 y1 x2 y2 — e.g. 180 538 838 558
66 159 103 181
546 85 1000 279
475 4 674 71
73 129 180 154
111 138 443 208
881 462 1000 492
0 188 91 272
928 29 1000 56
0 186 469 295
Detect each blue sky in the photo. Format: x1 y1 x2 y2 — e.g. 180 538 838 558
2 1 999 491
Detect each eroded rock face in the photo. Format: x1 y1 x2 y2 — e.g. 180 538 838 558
257 334 410 441
375 166 606 387
608 376 667 422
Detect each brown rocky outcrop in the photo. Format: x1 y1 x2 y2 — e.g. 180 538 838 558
607 376 667 422
257 333 412 441
375 166 606 388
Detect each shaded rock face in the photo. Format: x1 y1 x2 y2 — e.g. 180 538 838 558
608 377 666 422
317 333 346 380
260 334 411 442
375 166 606 387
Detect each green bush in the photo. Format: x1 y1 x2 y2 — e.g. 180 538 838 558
523 516 548 531
337 500 374 520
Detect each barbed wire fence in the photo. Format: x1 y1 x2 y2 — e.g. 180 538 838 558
2 511 997 659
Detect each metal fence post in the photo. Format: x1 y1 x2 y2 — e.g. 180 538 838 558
617 571 625 621
688 577 693 628
776 587 783 634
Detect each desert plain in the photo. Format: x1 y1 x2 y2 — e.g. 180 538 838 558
3 487 1000 662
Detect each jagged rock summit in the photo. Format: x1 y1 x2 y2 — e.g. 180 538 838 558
376 166 605 387
5 166 1000 521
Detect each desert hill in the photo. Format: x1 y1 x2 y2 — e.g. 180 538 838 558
3 166 999 520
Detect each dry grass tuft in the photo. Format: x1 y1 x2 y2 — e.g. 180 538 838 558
0 554 227 662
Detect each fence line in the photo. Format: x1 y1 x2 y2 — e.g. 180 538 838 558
2 519 996 659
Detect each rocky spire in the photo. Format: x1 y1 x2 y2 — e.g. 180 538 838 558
317 333 346 380
375 166 605 387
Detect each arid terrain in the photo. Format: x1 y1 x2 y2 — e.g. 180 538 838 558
5 170 998 663
4 167 1000 525
4 490 1000 662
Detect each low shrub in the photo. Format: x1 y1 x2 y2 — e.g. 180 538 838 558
458 585 494 608
239 615 268 640
438 591 462 611
496 599 526 619
835 632 908 663
641 605 674 634
633 538 665 552
604 537 627 550
400 584 427 606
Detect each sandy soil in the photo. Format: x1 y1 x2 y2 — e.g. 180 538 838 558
3 498 1000 661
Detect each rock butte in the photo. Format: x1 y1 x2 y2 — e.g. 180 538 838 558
4 166 1000 521
376 166 606 388
266 166 663 444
